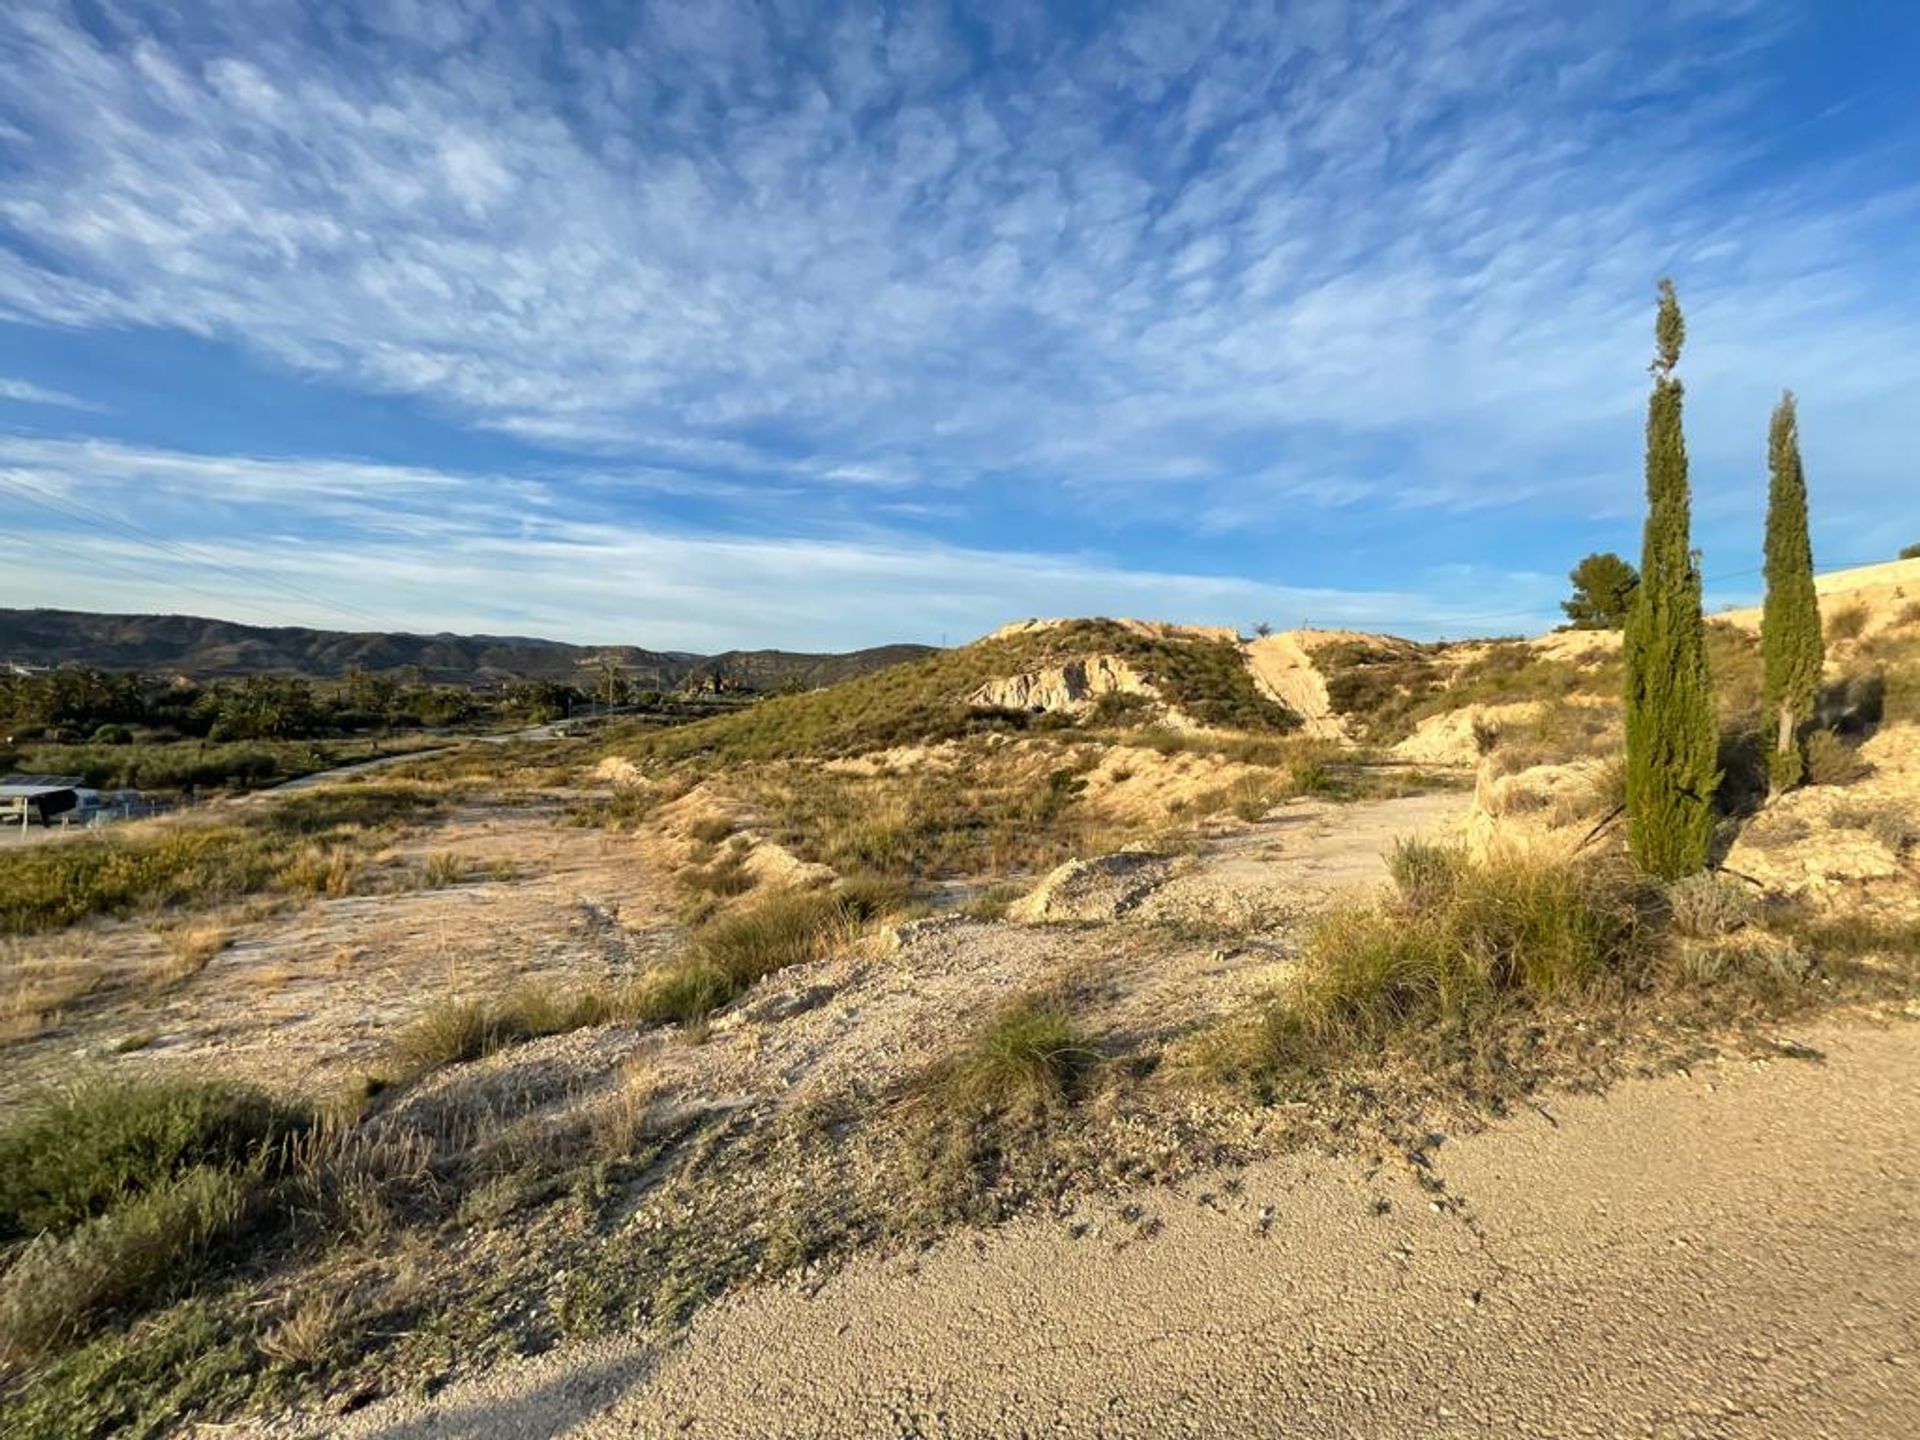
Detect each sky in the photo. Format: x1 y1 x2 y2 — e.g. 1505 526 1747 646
0 0 1915 653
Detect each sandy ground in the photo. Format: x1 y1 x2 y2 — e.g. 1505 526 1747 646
0 794 675 1096
276 1017 1918 1440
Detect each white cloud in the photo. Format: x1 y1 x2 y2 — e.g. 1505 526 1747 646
0 0 1911 540
0 377 104 411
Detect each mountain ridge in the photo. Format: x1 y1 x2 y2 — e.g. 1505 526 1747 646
0 607 934 691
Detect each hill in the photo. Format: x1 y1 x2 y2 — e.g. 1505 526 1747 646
630 617 1307 762
0 608 933 691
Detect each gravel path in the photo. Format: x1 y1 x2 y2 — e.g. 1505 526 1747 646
287 1018 1919 1439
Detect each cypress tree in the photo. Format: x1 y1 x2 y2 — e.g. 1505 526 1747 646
1623 280 1719 879
1760 391 1823 790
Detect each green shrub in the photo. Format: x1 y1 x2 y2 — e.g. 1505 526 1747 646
0 1076 308 1240
0 1168 260 1366
0 828 280 933
1084 690 1156 728
0 1077 311 1368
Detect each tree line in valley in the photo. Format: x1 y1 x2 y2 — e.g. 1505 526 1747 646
0 666 667 747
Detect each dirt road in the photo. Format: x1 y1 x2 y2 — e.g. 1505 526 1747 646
289 1017 1919 1439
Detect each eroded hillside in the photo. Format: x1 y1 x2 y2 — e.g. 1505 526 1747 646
2 565 1917 1438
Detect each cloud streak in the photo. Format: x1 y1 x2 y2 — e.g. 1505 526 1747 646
0 436 1566 646
0 376 105 411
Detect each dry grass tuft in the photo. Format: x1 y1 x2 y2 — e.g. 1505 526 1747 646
1202 848 1656 1088
155 923 233 985
1804 729 1870 786
1824 603 1870 644
256 1287 354 1369
1666 873 1759 939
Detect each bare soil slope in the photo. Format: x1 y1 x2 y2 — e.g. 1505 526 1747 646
278 1017 1919 1439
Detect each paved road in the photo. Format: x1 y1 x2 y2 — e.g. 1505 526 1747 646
287 1018 1919 1439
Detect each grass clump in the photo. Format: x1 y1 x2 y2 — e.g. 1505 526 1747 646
636 885 899 1026
933 995 1097 1120
1209 847 1653 1087
1824 603 1869 644
909 990 1098 1218
1665 873 1759 939
1 1168 259 1366
1803 728 1869 786
387 985 625 1079
681 890 859 992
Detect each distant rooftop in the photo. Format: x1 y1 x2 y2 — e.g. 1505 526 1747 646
0 774 86 796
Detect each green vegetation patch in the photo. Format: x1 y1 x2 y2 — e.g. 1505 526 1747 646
743 748 1100 880
388 885 898 1078
0 1075 309 1240
0 783 446 933
0 1076 313 1368
908 989 1100 1219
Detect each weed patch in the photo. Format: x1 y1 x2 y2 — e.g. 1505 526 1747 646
1201 850 1656 1091
908 990 1098 1218
0 1076 312 1366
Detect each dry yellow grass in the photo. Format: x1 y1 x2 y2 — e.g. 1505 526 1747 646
154 922 234 985
257 1287 354 1369
0 939 102 1044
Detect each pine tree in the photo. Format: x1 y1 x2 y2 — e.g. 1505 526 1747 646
1760 391 1823 790
1561 552 1640 630
1623 280 1719 879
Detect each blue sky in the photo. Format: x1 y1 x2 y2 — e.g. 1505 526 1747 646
0 0 1915 652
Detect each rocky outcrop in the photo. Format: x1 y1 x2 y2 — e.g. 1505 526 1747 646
969 655 1156 713
987 618 1239 645
1392 702 1544 767
1008 851 1172 924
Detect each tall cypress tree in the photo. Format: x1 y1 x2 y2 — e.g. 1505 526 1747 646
1760 391 1823 790
1624 280 1719 879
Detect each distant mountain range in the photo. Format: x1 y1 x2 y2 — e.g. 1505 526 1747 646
0 608 935 692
